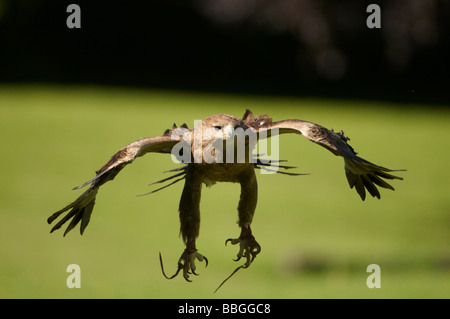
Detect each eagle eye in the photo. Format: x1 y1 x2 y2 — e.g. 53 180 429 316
213 125 222 130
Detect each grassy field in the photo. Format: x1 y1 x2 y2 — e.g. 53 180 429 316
0 84 449 299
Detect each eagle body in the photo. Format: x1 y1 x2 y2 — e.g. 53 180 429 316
48 109 404 286
195 163 254 185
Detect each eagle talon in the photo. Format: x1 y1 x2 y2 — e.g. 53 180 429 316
226 235 261 267
160 250 207 282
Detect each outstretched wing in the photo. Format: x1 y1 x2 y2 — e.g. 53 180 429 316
243 110 404 200
47 132 186 236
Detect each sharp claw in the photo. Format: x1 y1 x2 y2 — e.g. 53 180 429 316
168 269 182 279
160 252 181 280
216 235 262 292
183 265 193 282
225 238 240 246
183 273 192 282
225 236 261 266
159 250 207 282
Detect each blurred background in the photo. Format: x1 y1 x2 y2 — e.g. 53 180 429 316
0 0 449 298
1 0 449 102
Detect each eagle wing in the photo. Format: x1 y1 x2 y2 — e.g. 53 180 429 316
242 110 404 200
47 130 188 236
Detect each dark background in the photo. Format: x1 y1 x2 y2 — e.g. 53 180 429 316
0 0 449 104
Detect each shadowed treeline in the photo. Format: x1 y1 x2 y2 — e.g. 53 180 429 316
0 0 449 104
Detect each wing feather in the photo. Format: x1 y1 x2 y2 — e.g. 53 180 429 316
245 110 404 200
48 134 185 236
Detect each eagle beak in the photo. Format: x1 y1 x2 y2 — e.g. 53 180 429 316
222 121 248 139
223 125 235 139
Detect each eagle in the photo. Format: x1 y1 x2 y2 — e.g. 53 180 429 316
48 109 404 287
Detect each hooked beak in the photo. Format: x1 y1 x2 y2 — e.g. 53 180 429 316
222 121 249 139
222 125 235 139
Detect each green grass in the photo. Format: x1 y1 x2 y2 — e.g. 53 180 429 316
0 84 449 298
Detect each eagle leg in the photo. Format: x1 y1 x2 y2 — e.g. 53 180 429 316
225 225 261 268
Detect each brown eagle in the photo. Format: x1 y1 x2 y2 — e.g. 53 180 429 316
48 109 404 286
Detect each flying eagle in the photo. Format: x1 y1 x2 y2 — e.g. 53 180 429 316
48 109 404 286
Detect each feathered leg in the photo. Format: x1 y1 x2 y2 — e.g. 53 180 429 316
227 167 260 265
160 164 208 282
216 167 260 292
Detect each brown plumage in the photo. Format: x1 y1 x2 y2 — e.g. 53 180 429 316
48 109 404 288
